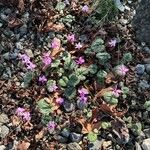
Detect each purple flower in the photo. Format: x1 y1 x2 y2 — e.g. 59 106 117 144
42 53 52 66
75 42 83 49
116 65 129 76
112 86 122 97
76 56 85 65
26 61 36 71
51 38 60 49
16 107 25 116
18 54 30 64
39 75 47 84
48 121 56 133
82 5 89 12
48 83 58 92
56 97 64 105
22 112 31 121
108 39 117 47
78 88 89 102
67 34 75 43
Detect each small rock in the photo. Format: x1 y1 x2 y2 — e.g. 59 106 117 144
0 125 9 138
135 142 142 150
143 129 150 138
0 23 3 27
63 101 75 112
25 49 34 58
114 0 125 12
143 47 150 55
3 52 10 60
142 138 150 150
144 58 150 64
0 145 6 150
77 100 87 110
0 113 9 124
88 139 104 150
70 132 82 143
61 128 70 138
145 64 150 74
4 8 12 14
19 24 28 37
15 42 23 50
102 141 112 149
67 142 82 150
138 80 150 90
135 64 145 75
119 18 128 25
55 135 68 143
10 53 18 60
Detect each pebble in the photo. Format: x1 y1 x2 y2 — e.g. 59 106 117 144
25 49 34 58
143 129 150 138
55 135 68 143
0 145 6 150
138 80 150 90
88 139 104 150
67 142 82 150
19 24 28 37
15 42 23 50
143 47 150 55
3 52 10 60
119 18 128 25
0 113 9 124
142 138 150 150
61 128 70 138
145 64 150 74
135 142 142 150
135 64 145 75
63 101 75 112
0 23 3 27
0 125 9 138
70 132 82 143
77 100 87 110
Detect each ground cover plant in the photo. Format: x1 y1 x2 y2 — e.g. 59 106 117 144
0 0 150 149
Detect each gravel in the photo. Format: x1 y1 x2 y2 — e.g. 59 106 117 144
142 138 150 150
135 64 145 75
67 142 82 150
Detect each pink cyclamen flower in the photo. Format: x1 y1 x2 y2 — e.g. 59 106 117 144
56 97 64 105
26 61 36 71
67 34 75 43
112 87 122 97
78 88 89 102
117 65 129 76
42 53 52 66
108 39 117 47
48 121 56 130
82 5 89 12
39 75 47 84
22 112 31 121
51 38 60 49
16 107 25 116
76 56 85 65
48 83 58 92
75 42 83 49
18 54 30 64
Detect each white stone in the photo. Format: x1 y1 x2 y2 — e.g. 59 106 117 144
142 138 150 150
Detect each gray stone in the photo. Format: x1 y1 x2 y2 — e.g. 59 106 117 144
0 23 3 27
143 129 150 138
63 101 75 112
145 64 150 74
0 125 9 138
19 24 28 36
88 139 104 150
0 145 6 150
144 58 150 64
25 49 34 58
3 52 10 60
70 132 82 143
135 142 142 150
132 0 150 46
135 64 145 75
143 47 150 55
142 138 150 150
15 42 23 50
55 135 68 143
67 142 82 150
61 128 70 138
0 113 9 124
138 80 150 90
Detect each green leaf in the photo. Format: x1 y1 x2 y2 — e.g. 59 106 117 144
64 56 77 70
131 122 142 135
101 121 111 129
46 80 56 92
64 86 76 100
75 67 89 81
88 64 98 74
55 2 66 11
97 70 107 83
51 59 61 68
23 71 34 87
122 52 132 63
87 132 98 142
68 74 80 87
144 100 150 111
37 98 52 115
59 76 69 87
103 92 118 105
96 52 111 64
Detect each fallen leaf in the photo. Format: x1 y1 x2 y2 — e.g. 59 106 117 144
22 122 33 130
35 128 46 141
11 115 21 126
17 141 30 150
105 72 117 84
8 17 23 28
18 0 24 12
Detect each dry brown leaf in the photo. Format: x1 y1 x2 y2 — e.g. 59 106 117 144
8 17 23 28
22 122 33 130
17 141 30 150
43 22 65 32
11 115 21 126
94 87 113 101
18 0 24 12
105 72 117 84
35 129 46 141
